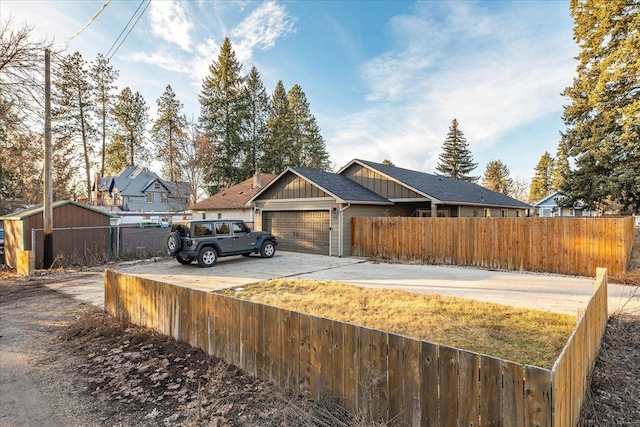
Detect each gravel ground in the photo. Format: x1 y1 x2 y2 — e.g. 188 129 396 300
1 267 639 426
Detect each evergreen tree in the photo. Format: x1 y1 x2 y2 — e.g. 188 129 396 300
435 118 478 182
90 54 118 176
104 134 128 176
482 160 513 195
302 117 331 170
288 84 330 170
198 37 248 193
182 118 208 202
243 66 269 177
110 87 150 168
382 159 395 166
261 80 293 174
561 0 640 212
529 151 555 202
552 138 570 192
53 51 95 202
152 85 187 181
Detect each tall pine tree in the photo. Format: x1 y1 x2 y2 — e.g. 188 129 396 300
435 119 478 182
198 37 248 193
529 151 555 202
53 51 95 202
90 54 118 177
287 84 330 170
552 138 570 192
561 0 640 212
482 160 513 195
109 86 149 169
261 80 294 174
152 85 187 182
243 66 269 177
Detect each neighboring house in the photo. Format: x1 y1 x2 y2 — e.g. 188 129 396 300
92 166 193 224
189 173 277 227
533 191 594 217
248 159 532 257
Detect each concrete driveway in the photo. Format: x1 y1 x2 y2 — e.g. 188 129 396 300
46 252 639 316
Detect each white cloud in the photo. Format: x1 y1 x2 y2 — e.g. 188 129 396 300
148 1 193 51
326 2 576 173
230 0 295 63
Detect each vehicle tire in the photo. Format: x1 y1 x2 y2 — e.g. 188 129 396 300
260 241 275 258
167 232 182 255
197 247 218 267
176 256 193 265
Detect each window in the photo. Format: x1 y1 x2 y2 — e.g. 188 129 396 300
484 209 491 217
232 222 248 233
161 193 167 203
154 182 160 189
501 209 508 217
215 222 230 235
147 193 153 203
194 223 213 236
217 213 222 219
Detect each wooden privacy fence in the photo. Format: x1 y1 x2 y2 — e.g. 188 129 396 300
351 217 635 277
105 268 609 427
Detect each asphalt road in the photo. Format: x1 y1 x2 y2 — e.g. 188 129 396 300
46 252 640 316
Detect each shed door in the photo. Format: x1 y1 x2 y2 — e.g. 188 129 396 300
263 211 330 255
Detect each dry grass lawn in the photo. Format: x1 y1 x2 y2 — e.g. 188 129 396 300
221 279 577 370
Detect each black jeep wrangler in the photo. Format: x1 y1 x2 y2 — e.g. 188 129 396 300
166 220 277 267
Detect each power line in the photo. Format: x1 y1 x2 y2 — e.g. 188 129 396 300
106 0 151 60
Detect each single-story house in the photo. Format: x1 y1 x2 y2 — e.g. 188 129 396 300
248 159 532 257
0 200 113 269
533 191 594 217
189 173 276 227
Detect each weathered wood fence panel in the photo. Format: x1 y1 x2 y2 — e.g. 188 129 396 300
104 268 609 427
551 268 608 427
351 217 635 277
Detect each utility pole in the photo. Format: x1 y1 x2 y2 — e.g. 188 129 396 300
43 48 53 269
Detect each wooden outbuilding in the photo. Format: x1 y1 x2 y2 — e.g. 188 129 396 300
0 200 113 269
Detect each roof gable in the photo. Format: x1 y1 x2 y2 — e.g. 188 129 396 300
342 159 531 209
0 200 114 220
190 174 277 210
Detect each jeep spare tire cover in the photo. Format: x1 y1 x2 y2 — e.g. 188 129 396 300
167 232 182 255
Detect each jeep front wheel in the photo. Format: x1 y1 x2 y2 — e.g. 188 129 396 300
260 241 275 258
167 232 182 255
198 247 218 267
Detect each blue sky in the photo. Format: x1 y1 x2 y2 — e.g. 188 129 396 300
3 0 578 182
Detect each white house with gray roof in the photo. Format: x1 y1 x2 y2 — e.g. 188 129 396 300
248 159 532 257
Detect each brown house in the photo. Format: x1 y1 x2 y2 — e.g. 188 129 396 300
0 200 113 269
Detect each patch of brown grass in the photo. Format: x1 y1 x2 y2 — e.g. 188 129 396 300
221 279 576 369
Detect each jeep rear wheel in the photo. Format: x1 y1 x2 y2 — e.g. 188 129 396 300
167 232 182 255
260 241 275 258
198 247 218 267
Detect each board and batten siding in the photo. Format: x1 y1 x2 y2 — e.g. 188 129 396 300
342 164 423 200
257 173 330 200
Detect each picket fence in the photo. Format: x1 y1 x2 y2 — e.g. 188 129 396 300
351 217 635 277
105 268 609 426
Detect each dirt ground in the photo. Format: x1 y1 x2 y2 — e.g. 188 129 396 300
1 268 639 427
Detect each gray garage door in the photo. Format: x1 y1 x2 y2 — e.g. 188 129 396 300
263 211 330 255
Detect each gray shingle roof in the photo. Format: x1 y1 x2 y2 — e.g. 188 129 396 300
353 160 532 208
291 168 392 204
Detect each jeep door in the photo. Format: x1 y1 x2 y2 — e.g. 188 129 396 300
213 221 233 253
231 221 253 252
